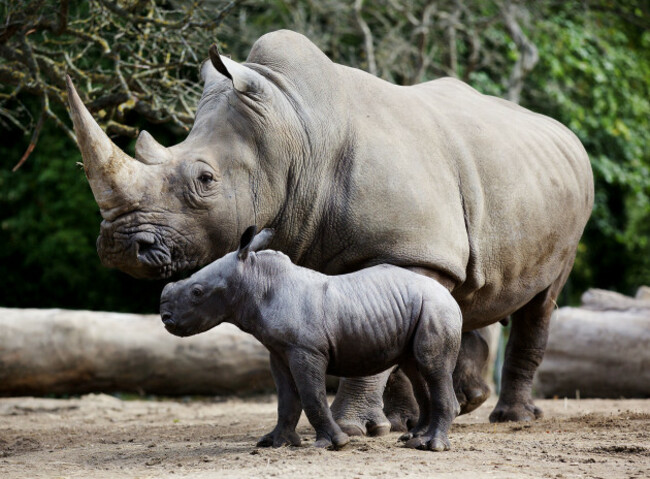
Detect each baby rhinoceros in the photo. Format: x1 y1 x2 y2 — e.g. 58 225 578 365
160 226 462 451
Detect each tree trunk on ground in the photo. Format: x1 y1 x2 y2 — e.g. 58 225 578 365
0 308 274 396
534 287 650 399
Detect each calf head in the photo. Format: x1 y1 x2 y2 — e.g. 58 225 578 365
160 226 273 336
67 45 301 279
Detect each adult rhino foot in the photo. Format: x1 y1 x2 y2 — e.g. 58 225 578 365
313 431 350 450
384 367 419 433
335 411 391 437
404 432 451 452
256 429 301 448
456 379 491 415
453 330 491 415
489 399 543 423
331 374 392 437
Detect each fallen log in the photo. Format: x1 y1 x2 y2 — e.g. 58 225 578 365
0 308 274 396
534 289 650 398
581 288 650 312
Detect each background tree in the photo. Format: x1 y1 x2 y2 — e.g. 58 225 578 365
0 0 648 312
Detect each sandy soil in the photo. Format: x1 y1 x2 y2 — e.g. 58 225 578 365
0 394 648 479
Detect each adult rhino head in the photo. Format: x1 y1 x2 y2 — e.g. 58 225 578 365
67 41 320 279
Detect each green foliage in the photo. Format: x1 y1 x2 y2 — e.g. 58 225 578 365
524 6 650 296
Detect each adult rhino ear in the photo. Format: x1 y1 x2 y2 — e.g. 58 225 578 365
237 225 258 261
208 44 267 95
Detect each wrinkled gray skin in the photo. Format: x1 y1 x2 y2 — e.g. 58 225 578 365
66 29 594 431
161 227 463 451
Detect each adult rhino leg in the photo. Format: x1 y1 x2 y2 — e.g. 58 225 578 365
489 263 572 423
330 370 393 437
453 329 492 415
383 367 419 432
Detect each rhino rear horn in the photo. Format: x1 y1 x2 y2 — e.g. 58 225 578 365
135 130 172 165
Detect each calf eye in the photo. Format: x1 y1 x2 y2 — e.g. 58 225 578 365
191 286 204 297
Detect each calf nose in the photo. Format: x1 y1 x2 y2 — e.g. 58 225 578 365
161 311 175 326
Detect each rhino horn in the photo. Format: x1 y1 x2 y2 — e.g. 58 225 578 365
208 44 266 94
66 75 147 221
135 130 171 165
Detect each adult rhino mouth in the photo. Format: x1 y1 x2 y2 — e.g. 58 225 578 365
97 220 203 280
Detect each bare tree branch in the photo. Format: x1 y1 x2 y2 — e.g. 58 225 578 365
501 0 539 104
0 0 239 169
354 0 377 76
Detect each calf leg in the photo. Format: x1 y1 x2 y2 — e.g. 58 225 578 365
330 371 392 436
288 350 350 449
404 310 462 451
490 264 572 423
257 352 302 447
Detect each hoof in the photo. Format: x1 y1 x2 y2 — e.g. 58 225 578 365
456 381 491 415
405 434 451 451
256 430 301 448
387 412 417 433
335 413 391 437
489 401 543 423
313 432 350 450
367 421 391 437
338 422 366 437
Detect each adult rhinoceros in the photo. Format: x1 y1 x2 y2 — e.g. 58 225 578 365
66 30 593 432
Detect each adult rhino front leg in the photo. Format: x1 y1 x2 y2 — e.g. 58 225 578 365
330 370 393 437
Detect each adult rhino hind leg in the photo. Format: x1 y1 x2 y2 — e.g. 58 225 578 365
383 367 419 432
330 371 393 437
453 329 491 415
489 264 572 423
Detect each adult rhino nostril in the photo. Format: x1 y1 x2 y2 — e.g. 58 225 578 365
134 232 156 252
133 232 159 264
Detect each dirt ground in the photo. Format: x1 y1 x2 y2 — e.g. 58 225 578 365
0 394 648 479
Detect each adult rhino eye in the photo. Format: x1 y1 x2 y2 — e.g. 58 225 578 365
198 172 214 184
191 286 204 297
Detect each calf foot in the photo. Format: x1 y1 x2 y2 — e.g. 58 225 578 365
313 431 350 450
489 398 542 423
404 431 451 452
256 429 301 448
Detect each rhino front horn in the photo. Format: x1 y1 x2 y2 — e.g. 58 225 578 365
66 75 147 221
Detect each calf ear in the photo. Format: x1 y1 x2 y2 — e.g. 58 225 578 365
237 225 258 261
250 228 275 252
